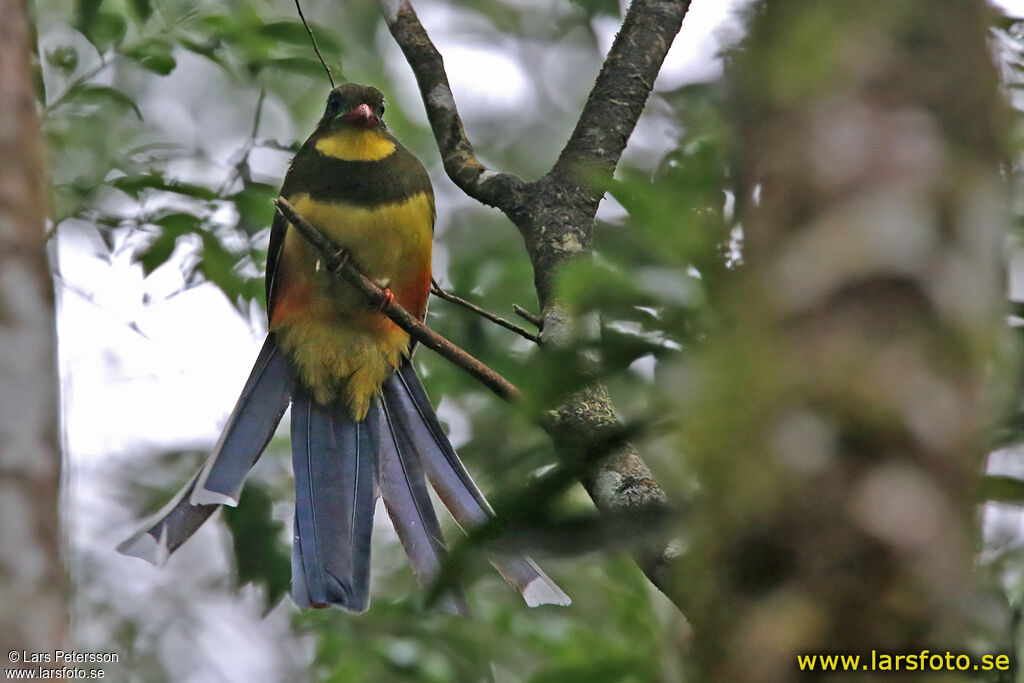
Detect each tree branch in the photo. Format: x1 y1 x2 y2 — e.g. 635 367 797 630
430 279 540 343
274 197 521 403
376 0 693 613
376 0 526 213
512 303 543 329
551 0 692 189
524 0 692 307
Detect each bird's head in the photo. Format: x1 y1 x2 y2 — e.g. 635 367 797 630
320 83 386 132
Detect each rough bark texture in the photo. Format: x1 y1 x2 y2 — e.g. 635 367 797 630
683 2 1007 679
380 0 692 609
0 0 67 662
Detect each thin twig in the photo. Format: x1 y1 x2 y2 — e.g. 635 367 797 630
53 273 151 340
217 87 265 195
42 30 157 115
274 197 521 403
512 303 542 329
430 279 539 343
249 86 265 139
254 138 302 153
293 0 334 87
43 58 109 114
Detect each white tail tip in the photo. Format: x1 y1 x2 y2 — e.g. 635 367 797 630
522 576 572 607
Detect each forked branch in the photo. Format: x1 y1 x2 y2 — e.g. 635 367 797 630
430 279 540 343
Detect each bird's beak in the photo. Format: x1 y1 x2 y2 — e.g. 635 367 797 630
339 103 378 127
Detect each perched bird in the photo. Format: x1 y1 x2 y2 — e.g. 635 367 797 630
119 83 570 614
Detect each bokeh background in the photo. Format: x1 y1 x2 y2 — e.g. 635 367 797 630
30 0 1024 680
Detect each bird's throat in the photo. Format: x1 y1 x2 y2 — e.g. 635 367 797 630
315 129 396 162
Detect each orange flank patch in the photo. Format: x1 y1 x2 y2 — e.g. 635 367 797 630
269 191 435 420
403 262 432 323
268 277 314 329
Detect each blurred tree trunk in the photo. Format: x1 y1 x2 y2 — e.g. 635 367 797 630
684 1 1008 679
0 0 66 659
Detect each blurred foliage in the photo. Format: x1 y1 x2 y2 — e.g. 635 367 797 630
223 482 292 610
42 0 1024 678
292 553 678 683
981 17 1024 675
40 0 697 679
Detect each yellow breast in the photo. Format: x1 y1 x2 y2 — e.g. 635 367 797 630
271 192 434 419
287 192 434 286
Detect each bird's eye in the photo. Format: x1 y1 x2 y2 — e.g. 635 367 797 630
326 98 340 115
379 102 385 117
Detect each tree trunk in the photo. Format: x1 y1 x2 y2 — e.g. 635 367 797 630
0 0 67 661
685 2 1007 679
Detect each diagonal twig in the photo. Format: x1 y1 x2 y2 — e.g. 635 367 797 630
293 0 334 87
512 303 542 329
429 278 540 343
217 87 265 195
274 197 520 403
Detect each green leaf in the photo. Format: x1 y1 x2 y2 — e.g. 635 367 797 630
72 85 143 120
557 259 640 313
128 0 151 21
230 182 278 236
568 0 622 18
111 173 217 200
156 212 201 233
257 20 342 54
527 657 639 683
136 213 200 276
600 325 675 371
198 14 239 39
981 475 1024 504
256 20 313 45
198 233 262 303
85 9 127 51
178 37 228 70
137 234 176 276
46 46 79 73
75 0 104 35
125 40 176 75
222 482 291 610
250 56 329 80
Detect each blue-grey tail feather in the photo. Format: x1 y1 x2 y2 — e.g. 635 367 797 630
377 393 470 615
384 362 571 607
118 336 292 564
291 386 378 612
193 336 293 505
117 469 218 564
120 339 570 610
291 518 312 609
389 363 493 518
